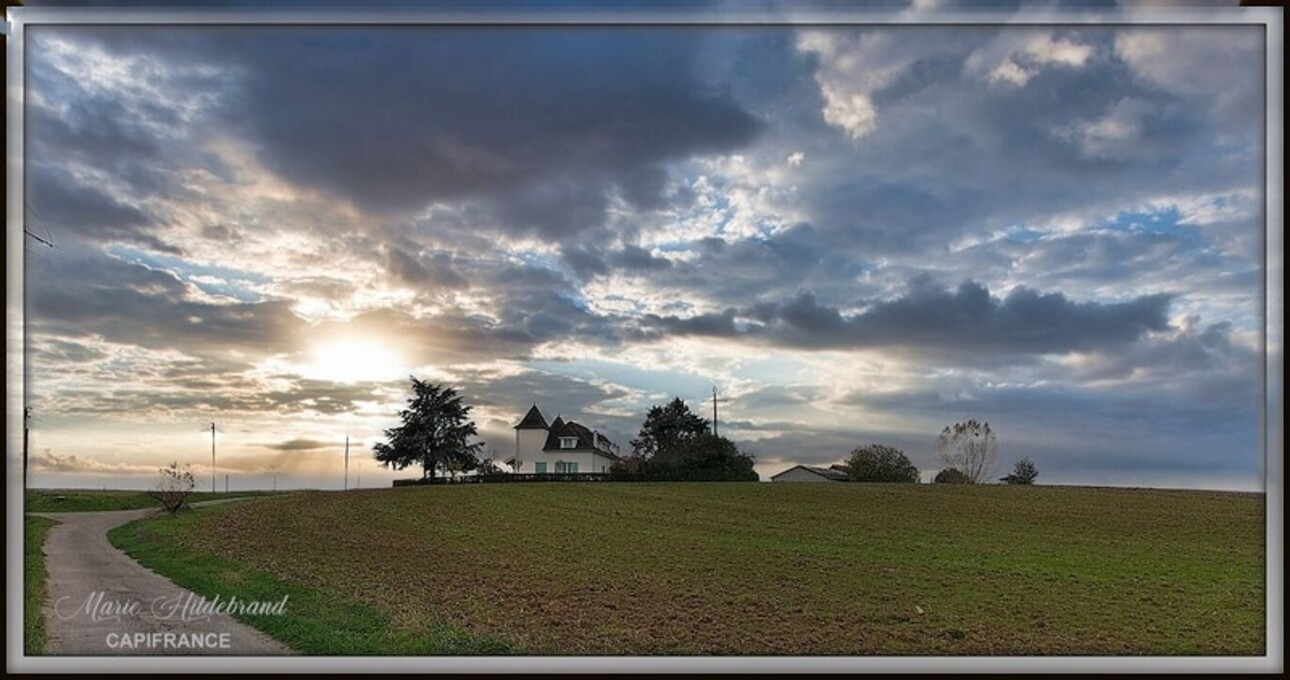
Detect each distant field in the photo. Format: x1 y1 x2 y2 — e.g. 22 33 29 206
26 489 281 513
110 483 1265 655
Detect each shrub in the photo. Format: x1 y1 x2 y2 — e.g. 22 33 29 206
147 462 196 514
1000 457 1039 485
840 444 920 483
933 467 972 485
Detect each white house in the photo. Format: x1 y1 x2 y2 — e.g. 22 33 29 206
769 465 850 482
506 404 621 474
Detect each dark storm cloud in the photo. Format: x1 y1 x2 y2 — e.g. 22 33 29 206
71 27 764 239
640 277 1173 357
56 376 400 418
26 165 181 254
28 248 304 359
382 240 468 290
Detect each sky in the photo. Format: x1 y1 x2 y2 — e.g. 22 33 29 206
19 1 1272 491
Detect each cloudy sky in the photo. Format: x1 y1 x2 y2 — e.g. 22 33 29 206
20 2 1271 491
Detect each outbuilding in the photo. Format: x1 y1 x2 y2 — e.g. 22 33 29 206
769 465 849 482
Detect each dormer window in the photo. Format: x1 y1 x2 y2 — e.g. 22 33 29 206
559 436 577 449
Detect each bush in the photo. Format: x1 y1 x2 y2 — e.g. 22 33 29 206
611 433 758 482
1000 457 1039 485
933 467 972 485
147 462 196 514
840 444 919 483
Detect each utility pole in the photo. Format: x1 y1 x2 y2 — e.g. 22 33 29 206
23 407 31 489
711 385 730 438
225 474 229 493
344 436 349 491
208 422 217 493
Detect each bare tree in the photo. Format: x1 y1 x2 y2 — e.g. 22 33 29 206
935 420 998 484
147 462 196 514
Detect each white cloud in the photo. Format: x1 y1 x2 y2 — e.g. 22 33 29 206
965 31 1095 88
796 31 919 140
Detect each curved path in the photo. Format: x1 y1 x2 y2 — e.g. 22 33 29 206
32 502 291 656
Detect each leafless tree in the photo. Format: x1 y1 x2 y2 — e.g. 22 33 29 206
935 420 998 484
147 462 196 514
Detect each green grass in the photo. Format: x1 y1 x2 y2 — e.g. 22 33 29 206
110 483 1265 655
26 489 281 513
109 501 510 656
25 515 58 655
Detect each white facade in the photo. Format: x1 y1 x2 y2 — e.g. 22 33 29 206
510 405 619 474
512 447 617 475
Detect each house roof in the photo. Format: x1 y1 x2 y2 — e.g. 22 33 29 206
770 464 849 481
514 404 549 430
543 419 620 460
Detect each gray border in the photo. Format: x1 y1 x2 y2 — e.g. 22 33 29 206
5 4 1283 674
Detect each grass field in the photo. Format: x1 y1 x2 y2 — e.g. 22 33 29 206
25 515 58 655
110 483 1265 655
26 489 281 513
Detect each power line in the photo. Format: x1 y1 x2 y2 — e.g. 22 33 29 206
23 202 55 248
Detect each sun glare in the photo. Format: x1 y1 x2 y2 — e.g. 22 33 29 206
304 337 406 384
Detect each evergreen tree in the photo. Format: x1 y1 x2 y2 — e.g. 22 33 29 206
373 377 483 482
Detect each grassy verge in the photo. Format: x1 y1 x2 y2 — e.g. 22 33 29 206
108 507 511 655
27 489 281 513
25 515 58 655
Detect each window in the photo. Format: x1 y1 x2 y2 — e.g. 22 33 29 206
535 462 547 474
559 437 577 449
568 462 579 473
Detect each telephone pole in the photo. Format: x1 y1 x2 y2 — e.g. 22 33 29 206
23 407 31 489
711 385 730 437
208 422 217 493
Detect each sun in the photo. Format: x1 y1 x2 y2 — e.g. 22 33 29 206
302 336 406 384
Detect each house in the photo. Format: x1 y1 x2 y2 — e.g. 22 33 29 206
769 464 850 482
506 404 621 474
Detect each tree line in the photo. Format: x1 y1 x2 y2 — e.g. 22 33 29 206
372 378 757 483
838 419 1037 485
369 377 1035 485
